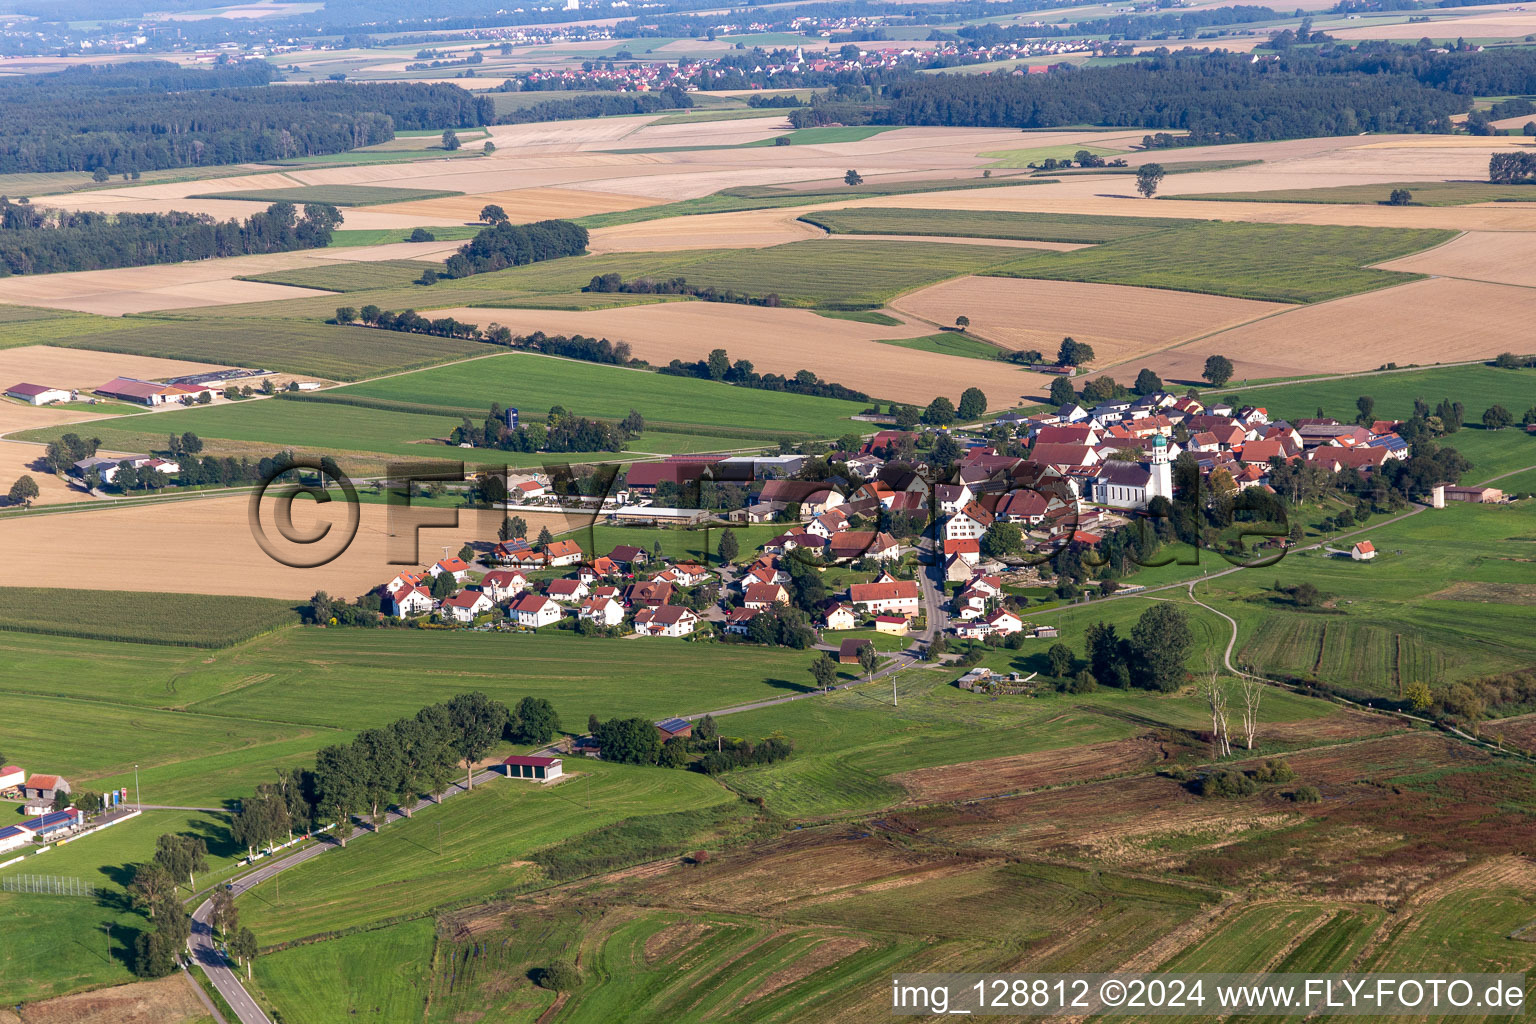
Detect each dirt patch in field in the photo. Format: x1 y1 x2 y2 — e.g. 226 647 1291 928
889 736 1171 803
1143 278 1536 383
19 976 207 1024
0 493 586 598
1374 230 1536 288
643 920 713 964
1430 581 1536 605
0 344 228 390
743 934 870 1004
424 303 1048 407
890 276 1286 368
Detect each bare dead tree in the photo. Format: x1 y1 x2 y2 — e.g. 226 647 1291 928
1200 656 1232 758
1239 667 1264 751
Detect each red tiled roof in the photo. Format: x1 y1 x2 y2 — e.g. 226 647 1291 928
849 581 919 602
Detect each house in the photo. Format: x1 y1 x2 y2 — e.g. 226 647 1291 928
70 455 129 484
729 501 781 524
838 638 873 665
492 538 537 565
579 596 625 627
430 556 470 583
764 531 821 555
546 578 590 603
943 502 994 542
0 765 24 793
953 588 989 619
668 563 711 587
1310 446 1389 474
724 607 762 634
1351 540 1376 561
758 479 845 516
743 582 789 611
943 538 982 566
934 483 973 516
656 717 692 741
986 608 1025 635
874 614 908 635
387 584 434 618
513 479 546 499
633 605 698 637
543 539 583 567
5 383 71 406
828 531 901 562
441 589 493 623
805 507 851 539
509 592 562 628
479 569 528 601
994 489 1051 525
849 580 921 617
943 553 973 582
624 580 673 608
20 774 69 805
966 574 1004 598
823 603 856 630
500 755 563 781
579 556 620 583
1033 424 1101 447
608 544 649 569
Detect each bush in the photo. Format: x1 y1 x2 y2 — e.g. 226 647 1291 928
1288 785 1322 803
1252 758 1295 784
1197 770 1258 798
534 960 581 991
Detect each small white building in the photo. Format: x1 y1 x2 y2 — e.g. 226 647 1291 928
441 589 493 623
823 603 856 631
0 764 24 792
510 592 562 628
579 596 625 627
1351 540 1376 561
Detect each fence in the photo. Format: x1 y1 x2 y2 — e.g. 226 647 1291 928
2 874 95 897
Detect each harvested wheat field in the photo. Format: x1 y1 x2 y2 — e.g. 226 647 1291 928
0 441 97 504
1151 278 1536 381
1373 230 1536 287
889 737 1170 804
15 975 208 1024
890 277 1287 367
0 344 227 390
1332 11 1536 38
424 303 1047 406
377 186 657 223
588 206 826 251
0 252 339 315
1 494 587 598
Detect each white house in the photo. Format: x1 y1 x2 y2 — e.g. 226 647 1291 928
388 585 434 618
943 502 994 542
953 588 989 619
935 483 973 516
430 557 470 583
441 589 492 623
479 569 528 601
849 580 921 618
543 539 583 567
546 578 591 603
579 596 625 627
823 603 857 630
634 605 698 637
1351 540 1376 561
986 608 1025 635
5 383 71 406
509 592 562 628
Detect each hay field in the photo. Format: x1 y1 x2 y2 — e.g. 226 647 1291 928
377 186 657 223
420 303 1047 406
1150 277 1536 382
890 277 1287 367
1330 10 1536 38
588 206 826 251
0 345 227 389
0 495 586 599
1373 230 1536 287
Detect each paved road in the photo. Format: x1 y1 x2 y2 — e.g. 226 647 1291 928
189 769 499 1024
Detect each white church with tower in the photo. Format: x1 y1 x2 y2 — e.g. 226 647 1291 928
1092 432 1175 510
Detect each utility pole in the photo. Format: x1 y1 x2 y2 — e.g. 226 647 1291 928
893 675 898 707
133 764 140 810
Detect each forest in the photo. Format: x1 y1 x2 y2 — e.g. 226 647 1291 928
441 219 589 278
490 86 693 123
0 63 491 173
0 200 342 276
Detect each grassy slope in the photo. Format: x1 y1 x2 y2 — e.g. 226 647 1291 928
983 222 1455 303
879 331 1003 360
255 919 435 1024
241 259 441 292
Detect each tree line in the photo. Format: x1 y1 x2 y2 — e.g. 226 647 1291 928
1489 152 1536 184
440 218 588 279
0 62 489 173
488 85 693 123
658 346 870 402
228 692 558 856
956 4 1279 42
591 713 793 773
584 272 785 307
0 200 340 276
451 403 635 453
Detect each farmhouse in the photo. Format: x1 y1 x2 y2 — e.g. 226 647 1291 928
724 607 761 634
624 580 673 607
943 503 994 542
849 580 921 618
608 544 649 569
500 755 563 781
5 383 71 406
828 530 901 562
743 582 789 610
823 603 856 630
95 377 211 406
633 605 698 637
70 455 131 484
509 592 562 628
545 578 590 603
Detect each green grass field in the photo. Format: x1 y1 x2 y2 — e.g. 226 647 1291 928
984 222 1455 303
0 588 300 647
191 185 464 206
236 760 739 944
241 259 444 292
878 331 1002 360
335 351 869 436
46 318 488 380
738 126 898 147
1174 181 1536 207
981 143 1126 167
326 226 479 247
0 311 148 350
255 918 435 1024
801 207 1190 243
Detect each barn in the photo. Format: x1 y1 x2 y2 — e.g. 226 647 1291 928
500 755 563 781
